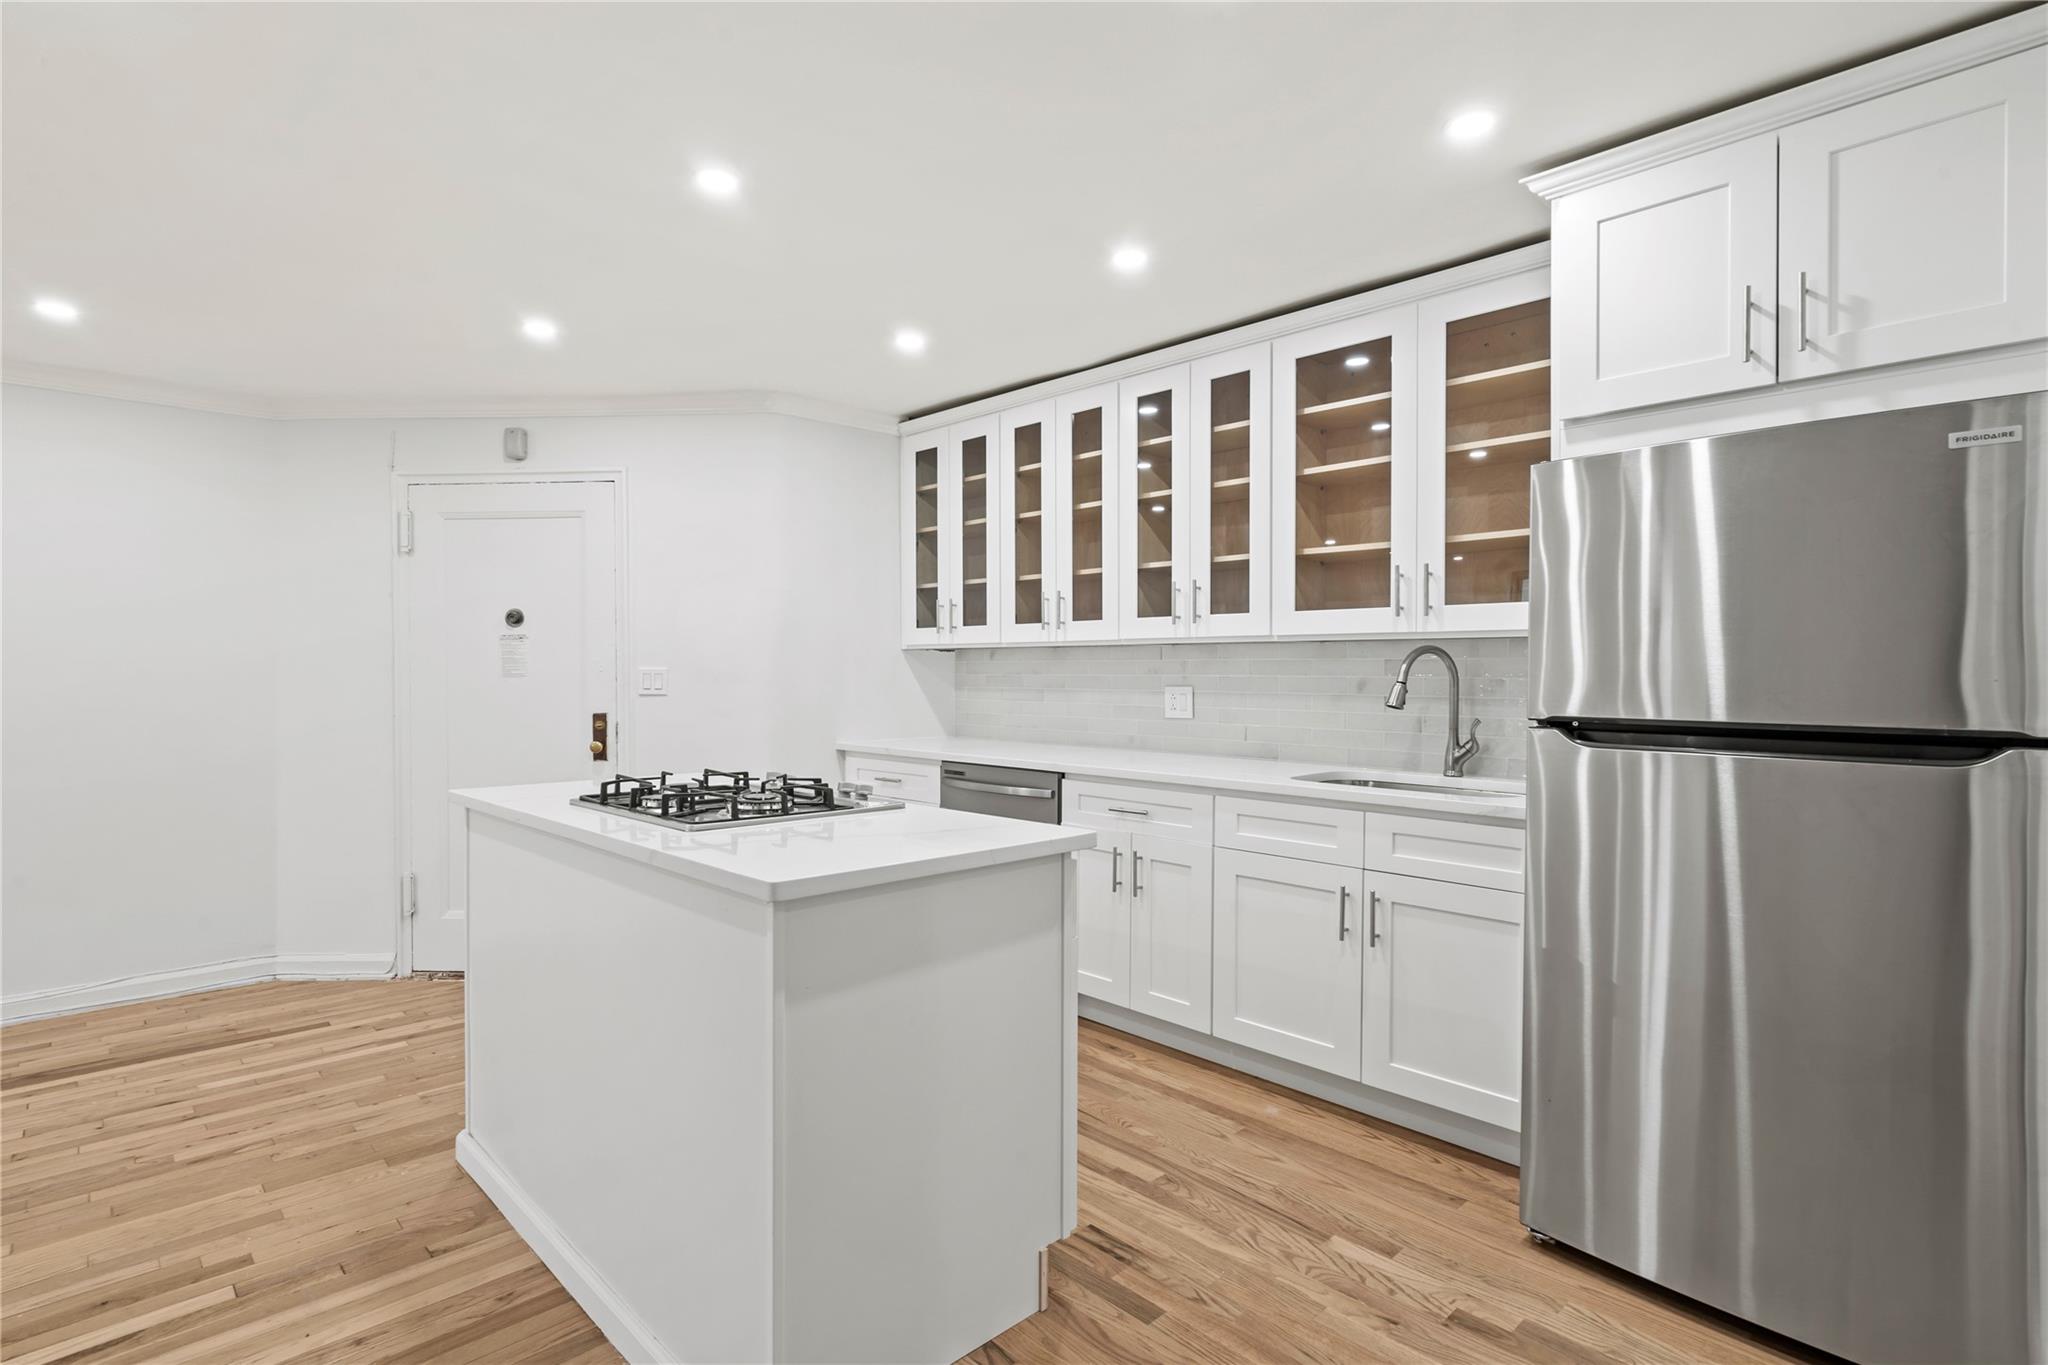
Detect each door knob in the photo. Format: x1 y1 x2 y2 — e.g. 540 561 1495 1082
589 741 605 755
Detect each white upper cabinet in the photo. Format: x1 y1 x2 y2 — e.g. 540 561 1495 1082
1117 367 1194 639
1051 385 1120 642
1189 344 1272 637
1551 135 1778 419
997 401 1057 643
1417 270 1553 632
943 416 1003 646
1778 48 2047 381
1271 308 1418 637
901 433 946 647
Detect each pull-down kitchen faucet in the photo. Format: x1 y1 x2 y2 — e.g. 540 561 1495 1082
1385 645 1480 777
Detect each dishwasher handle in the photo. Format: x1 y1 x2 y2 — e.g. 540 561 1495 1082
943 777 1057 800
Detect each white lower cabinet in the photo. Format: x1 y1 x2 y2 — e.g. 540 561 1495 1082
1073 828 1131 1007
1127 833 1213 1032
1073 825 1213 1031
1359 871 1523 1130
1212 849 1365 1079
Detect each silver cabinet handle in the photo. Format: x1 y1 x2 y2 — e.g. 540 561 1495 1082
948 598 958 634
1368 889 1380 947
1132 853 1143 898
1423 565 1434 615
1172 580 1181 624
1393 565 1405 616
1056 590 1066 628
1106 806 1152 818
1797 269 1809 353
1191 580 1203 622
871 775 903 784
946 778 1055 799
1337 885 1349 941
1041 593 1050 631
1110 847 1121 893
1740 283 1752 362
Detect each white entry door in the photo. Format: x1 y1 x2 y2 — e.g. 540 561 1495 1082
400 480 619 971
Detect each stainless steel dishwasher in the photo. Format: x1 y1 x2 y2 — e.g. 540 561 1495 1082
939 762 1062 823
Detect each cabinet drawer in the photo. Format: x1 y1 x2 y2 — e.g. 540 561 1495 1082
842 754 941 806
1363 812 1524 891
1065 780 1213 841
1214 796 1365 867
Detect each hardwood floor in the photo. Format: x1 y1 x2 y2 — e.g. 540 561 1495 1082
2 980 1815 1365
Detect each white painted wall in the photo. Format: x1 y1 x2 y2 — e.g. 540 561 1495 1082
2 386 279 1006
3 386 954 1011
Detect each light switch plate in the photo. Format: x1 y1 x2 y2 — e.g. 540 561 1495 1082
1164 686 1194 719
637 667 668 697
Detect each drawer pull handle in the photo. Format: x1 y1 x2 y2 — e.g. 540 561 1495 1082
947 778 1055 799
871 775 903 784
1106 806 1152 818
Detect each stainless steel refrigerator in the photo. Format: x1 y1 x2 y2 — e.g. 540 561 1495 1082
1522 393 2046 1364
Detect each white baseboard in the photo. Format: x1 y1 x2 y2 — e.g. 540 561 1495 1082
455 1130 673 1365
1079 998 1521 1166
1 952 396 1023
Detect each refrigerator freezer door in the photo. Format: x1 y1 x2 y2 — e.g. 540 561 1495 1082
1528 392 2046 735
1522 724 2047 1364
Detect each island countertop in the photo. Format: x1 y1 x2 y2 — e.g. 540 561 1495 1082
451 781 1095 903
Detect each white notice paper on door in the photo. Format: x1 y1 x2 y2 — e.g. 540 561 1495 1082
498 633 529 678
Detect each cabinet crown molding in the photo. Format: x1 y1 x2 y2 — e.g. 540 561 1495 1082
1522 7 2047 201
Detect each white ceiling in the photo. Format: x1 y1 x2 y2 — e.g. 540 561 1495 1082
1 1 2013 421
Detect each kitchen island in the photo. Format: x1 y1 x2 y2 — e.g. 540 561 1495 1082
448 781 1093 1365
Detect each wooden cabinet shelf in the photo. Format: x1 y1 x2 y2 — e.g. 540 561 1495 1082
916 482 938 494
1298 455 1392 480
1299 541 1392 558
1445 527 1531 545
1447 429 1548 454
1297 391 1394 429
1447 357 1550 388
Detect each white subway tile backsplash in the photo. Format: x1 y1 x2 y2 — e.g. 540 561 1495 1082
952 639 1530 780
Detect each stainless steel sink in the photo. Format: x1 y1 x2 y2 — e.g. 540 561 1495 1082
1293 771 1522 797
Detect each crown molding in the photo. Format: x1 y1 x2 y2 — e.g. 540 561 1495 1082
1523 7 2047 201
0 361 900 434
898 240 1551 436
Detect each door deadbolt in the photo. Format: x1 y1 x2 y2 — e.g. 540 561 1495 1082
504 608 524 627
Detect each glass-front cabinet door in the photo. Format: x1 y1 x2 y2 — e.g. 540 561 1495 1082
1117 367 1192 639
998 401 1056 642
1417 271 1551 632
944 416 1003 646
1271 309 1417 636
1189 343 1271 636
1052 384 1120 641
901 432 946 646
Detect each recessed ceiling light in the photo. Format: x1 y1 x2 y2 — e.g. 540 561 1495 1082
1370 421 1391 433
1452 554 1466 562
1136 460 1152 470
1343 355 1370 370
693 165 741 200
520 316 559 343
1444 108 1499 145
1469 448 1490 460
1110 243 1150 275
892 327 927 356
1150 503 1165 513
1137 403 1158 416
32 297 80 324
1324 538 1337 546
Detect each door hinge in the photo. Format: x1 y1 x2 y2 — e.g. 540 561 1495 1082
396 507 415 554
403 872 418 917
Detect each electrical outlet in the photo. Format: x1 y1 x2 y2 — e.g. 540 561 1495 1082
1163 686 1194 719
637 667 668 697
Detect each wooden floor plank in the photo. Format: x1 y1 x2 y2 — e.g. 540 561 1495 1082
3 980 1821 1364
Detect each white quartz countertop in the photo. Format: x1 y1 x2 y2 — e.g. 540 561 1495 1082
452 782 1095 904
838 737 1526 821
